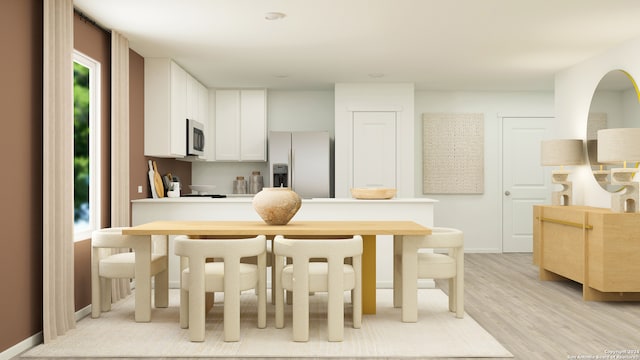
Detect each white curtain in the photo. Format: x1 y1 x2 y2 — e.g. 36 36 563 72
43 0 75 343
110 31 132 301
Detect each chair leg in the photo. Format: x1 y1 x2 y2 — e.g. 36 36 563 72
401 242 418 323
327 261 344 342
352 256 362 329
100 278 112 313
180 288 189 329
257 252 267 329
292 260 310 342
455 250 464 319
223 261 241 342
275 255 285 329
154 267 169 308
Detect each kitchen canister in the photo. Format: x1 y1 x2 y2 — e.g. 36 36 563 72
233 176 247 194
249 171 264 194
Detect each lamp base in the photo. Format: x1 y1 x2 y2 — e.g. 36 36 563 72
551 170 572 206
610 168 639 213
592 170 609 186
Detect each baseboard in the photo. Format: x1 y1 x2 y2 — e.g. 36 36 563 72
0 331 42 360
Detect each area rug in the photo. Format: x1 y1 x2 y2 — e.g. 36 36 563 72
21 289 512 358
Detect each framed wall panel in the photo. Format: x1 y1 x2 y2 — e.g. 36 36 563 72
422 113 484 194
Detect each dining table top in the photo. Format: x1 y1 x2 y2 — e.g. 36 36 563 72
123 220 431 236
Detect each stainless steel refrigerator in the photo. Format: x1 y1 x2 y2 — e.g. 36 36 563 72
268 131 330 198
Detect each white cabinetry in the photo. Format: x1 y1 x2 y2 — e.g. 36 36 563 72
144 58 208 159
214 89 267 161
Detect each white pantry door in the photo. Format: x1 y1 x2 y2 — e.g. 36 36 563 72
502 117 554 252
352 111 397 188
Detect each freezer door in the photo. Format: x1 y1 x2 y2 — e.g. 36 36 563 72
291 131 330 198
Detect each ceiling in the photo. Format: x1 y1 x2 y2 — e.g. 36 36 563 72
73 0 640 91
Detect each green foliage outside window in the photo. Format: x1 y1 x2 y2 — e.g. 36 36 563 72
74 62 90 225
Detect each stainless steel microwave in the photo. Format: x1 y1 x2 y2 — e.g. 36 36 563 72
187 119 205 156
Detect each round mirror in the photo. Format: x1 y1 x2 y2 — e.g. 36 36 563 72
587 69 640 192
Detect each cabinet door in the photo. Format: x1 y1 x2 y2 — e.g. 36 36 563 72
352 111 396 188
197 82 209 160
169 61 187 157
240 90 266 161
215 90 241 160
186 74 198 120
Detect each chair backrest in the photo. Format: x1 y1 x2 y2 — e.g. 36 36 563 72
174 235 266 262
404 227 463 249
273 235 363 263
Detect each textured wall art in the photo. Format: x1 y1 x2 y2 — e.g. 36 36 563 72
423 113 484 194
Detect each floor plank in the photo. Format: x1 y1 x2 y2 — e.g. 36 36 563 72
436 253 640 360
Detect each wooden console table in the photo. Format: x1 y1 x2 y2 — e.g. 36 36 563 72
533 205 640 301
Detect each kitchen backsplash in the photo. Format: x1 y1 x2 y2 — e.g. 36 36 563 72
192 162 269 195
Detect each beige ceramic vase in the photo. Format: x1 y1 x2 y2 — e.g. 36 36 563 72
252 187 302 225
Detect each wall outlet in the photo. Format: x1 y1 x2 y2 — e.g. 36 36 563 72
137 185 143 193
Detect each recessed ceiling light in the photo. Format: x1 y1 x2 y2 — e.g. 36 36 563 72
265 12 286 21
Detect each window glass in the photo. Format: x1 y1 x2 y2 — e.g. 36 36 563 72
73 52 100 241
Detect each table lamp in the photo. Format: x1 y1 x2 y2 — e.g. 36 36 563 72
597 128 640 212
540 139 585 206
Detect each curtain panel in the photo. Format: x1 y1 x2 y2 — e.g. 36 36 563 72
43 0 75 342
111 31 131 301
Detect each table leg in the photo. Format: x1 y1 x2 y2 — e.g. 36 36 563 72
393 235 402 308
134 236 152 322
362 235 376 314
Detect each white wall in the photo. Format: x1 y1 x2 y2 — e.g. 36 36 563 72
555 36 640 207
414 91 554 252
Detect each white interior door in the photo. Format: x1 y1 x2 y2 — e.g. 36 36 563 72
352 112 397 188
502 117 553 252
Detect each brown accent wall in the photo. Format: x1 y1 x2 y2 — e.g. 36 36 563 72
0 2 192 353
0 0 43 352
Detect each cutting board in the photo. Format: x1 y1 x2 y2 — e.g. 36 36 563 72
148 160 158 198
152 161 165 198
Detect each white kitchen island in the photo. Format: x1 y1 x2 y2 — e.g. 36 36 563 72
131 197 437 288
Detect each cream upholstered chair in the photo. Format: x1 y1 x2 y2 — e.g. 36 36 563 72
274 235 362 342
174 235 266 342
91 227 168 319
396 227 464 322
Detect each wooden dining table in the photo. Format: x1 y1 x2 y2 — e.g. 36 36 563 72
123 220 431 321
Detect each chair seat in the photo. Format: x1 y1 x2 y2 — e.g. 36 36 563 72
99 252 166 279
181 262 259 292
417 253 456 279
281 262 355 292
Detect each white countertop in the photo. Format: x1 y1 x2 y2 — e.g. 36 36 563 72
131 196 438 204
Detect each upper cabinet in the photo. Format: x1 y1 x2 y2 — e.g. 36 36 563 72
214 89 267 161
144 58 208 159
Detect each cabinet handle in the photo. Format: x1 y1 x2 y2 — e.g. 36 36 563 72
537 216 593 230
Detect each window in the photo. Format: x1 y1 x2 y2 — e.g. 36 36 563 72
73 51 101 241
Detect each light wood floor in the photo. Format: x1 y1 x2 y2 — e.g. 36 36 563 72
17 253 640 360
435 253 640 360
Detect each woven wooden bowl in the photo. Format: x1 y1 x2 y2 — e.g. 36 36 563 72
350 187 397 200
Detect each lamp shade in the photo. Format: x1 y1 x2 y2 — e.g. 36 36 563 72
597 128 640 164
540 139 585 166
